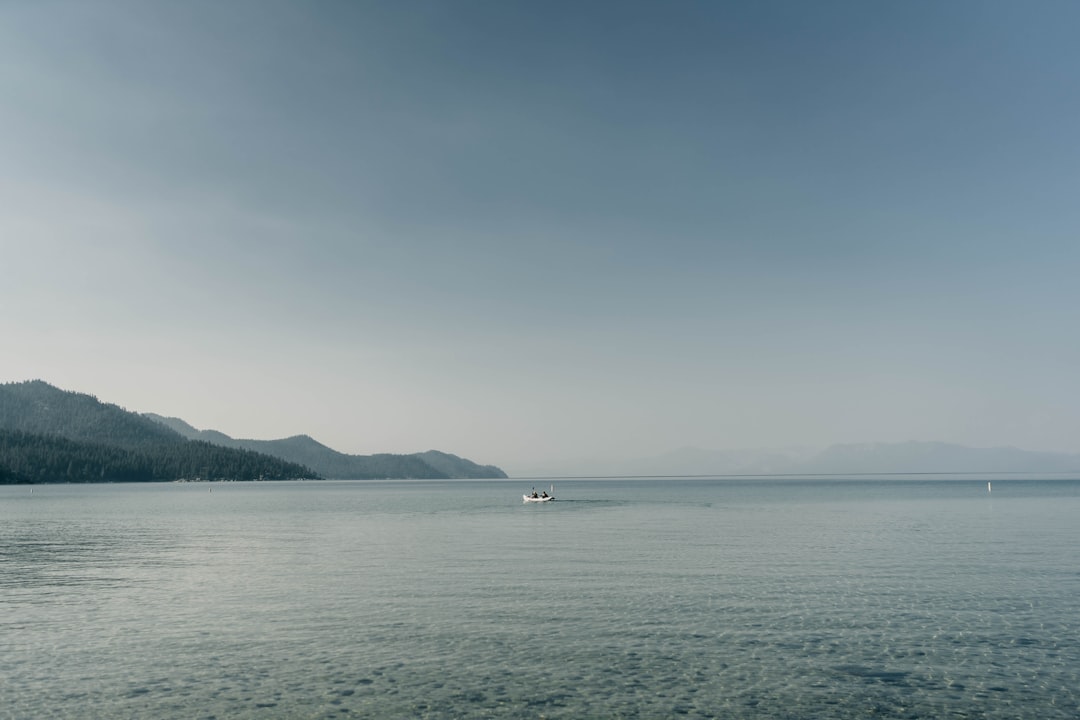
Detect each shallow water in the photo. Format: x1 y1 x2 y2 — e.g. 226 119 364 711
2 477 1078 718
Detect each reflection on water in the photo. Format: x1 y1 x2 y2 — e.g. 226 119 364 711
1 478 1078 718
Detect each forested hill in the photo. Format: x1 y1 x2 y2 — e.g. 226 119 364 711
0 381 315 483
144 414 509 479
0 380 182 450
0 380 508 482
0 430 315 484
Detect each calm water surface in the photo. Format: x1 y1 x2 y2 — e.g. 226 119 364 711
2 477 1078 718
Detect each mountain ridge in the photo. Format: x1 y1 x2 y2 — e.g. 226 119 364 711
144 414 508 479
0 381 507 482
0 380 315 483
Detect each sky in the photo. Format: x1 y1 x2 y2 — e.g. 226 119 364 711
3 0 1079 474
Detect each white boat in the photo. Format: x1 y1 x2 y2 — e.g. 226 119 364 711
523 486 555 503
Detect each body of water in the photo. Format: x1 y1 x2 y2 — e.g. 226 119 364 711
2 476 1078 718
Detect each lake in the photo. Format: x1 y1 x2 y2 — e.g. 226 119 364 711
2 476 1078 718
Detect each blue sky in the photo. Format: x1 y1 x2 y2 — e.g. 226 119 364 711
3 1 1079 472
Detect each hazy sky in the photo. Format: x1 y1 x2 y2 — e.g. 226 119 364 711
3 1 1079 473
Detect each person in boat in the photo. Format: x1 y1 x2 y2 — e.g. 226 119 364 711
531 489 539 498
540 491 549 498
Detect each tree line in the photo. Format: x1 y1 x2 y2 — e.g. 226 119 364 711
0 430 317 484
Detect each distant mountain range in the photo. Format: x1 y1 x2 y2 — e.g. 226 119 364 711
7 380 1075 484
0 380 507 483
515 441 1080 477
794 442 1080 474
143 413 507 480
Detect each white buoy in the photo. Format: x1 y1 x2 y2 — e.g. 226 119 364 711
988 481 992 493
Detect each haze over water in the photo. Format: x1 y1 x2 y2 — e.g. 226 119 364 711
3 477 1077 718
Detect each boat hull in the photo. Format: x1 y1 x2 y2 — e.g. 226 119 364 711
523 495 554 503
